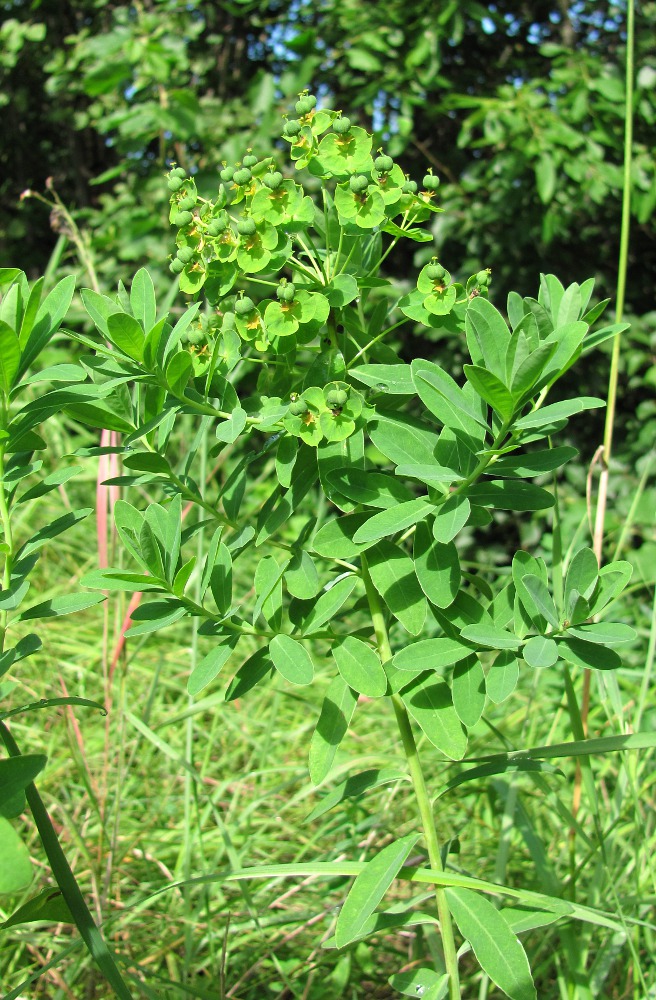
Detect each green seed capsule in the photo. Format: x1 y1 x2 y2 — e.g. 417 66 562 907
171 166 187 179
295 96 312 115
277 282 296 302
238 218 256 236
242 153 258 168
173 211 193 227
422 173 440 191
326 388 348 408
349 174 369 193
289 399 309 416
476 269 491 286
263 171 283 190
177 246 195 264
168 177 184 192
426 263 446 281
374 154 393 173
220 166 235 182
170 258 184 273
333 116 351 134
233 167 252 186
178 195 197 212
283 119 302 137
207 217 228 237
235 296 256 316
402 180 418 194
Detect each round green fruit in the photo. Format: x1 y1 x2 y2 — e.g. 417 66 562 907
476 269 491 286
349 174 369 193
171 166 187 179
422 173 440 191
168 176 184 192
220 166 235 182
374 154 393 173
169 258 184 273
242 153 258 168
276 282 296 302
235 296 256 316
176 246 195 264
173 211 193 227
178 195 196 212
283 119 302 137
326 389 348 408
333 116 351 134
233 167 252 186
402 180 418 194
426 262 446 281
238 218 257 236
263 171 283 190
207 217 228 237
289 399 309 416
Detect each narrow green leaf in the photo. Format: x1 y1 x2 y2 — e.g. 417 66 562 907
521 575 560 628
368 412 440 468
565 547 598 603
465 481 554 511
18 274 76 378
301 575 357 634
464 297 510 379
349 364 415 395
463 365 515 420
1 887 73 929
432 495 471 543
396 463 463 487
224 647 273 702
284 549 321 600
393 637 474 673
367 540 427 635
490 446 577 478
446 888 536 1000
313 513 376 558
269 635 314 685
332 636 387 697
0 321 20 393
326 468 415 508
414 523 461 609
334 833 419 948
308 675 358 784
412 359 488 439
556 637 622 671
567 622 635 645
587 561 632 616
402 673 467 758
352 498 435 545
130 267 157 334
209 543 233 616
306 768 406 823
0 817 32 892
0 754 47 817
188 638 240 696
107 312 145 362
514 397 604 431
17 593 105 621
452 656 486 728
461 624 522 651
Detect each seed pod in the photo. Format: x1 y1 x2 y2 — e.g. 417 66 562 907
402 180 418 194
374 153 393 173
426 262 446 281
207 217 228 237
326 388 348 408
422 173 440 191
178 195 197 212
176 246 195 264
476 269 491 286
235 296 256 316
263 171 283 190
233 167 252 186
277 281 296 303
289 399 309 416
242 153 258 168
171 167 187 179
173 211 193 227
283 119 302 137
168 176 184 192
333 116 351 134
238 218 257 236
220 166 235 182
349 174 369 193
169 258 185 273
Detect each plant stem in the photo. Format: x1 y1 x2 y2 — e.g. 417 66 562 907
0 439 14 655
360 553 461 998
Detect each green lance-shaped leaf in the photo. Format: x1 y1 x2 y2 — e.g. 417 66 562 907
411 359 488 442
452 656 486 728
564 547 598 604
188 637 240 696
326 468 415 509
352 498 436 546
521 575 560 629
393 637 474 673
556 637 622 671
0 817 33 893
17 274 76 379
0 321 20 394
332 636 387 698
269 634 314 686
587 560 632 617
514 396 604 432
368 412 440 468
366 540 427 635
107 312 145 362
432 495 471 544
209 542 233 616
349 363 415 395
446 888 537 1000
0 754 47 818
464 297 510 380
414 522 461 609
130 267 157 334
567 622 635 646
2 886 73 929
307 768 408 824
334 833 419 949
401 673 467 759
17 592 106 622
490 446 577 478
463 365 515 421
309 675 358 784
460 624 522 651
225 647 273 702
465 481 555 512
301 575 358 635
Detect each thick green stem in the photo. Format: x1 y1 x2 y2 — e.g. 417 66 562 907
0 440 14 655
361 553 461 998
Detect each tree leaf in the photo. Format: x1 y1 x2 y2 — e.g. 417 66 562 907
412 359 488 440
269 635 314 685
556 637 622 671
334 833 419 948
446 888 537 1000
309 674 358 784
464 297 510 379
